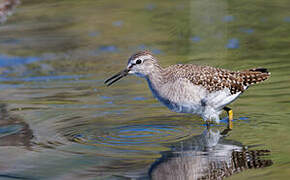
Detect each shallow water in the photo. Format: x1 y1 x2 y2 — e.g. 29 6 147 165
0 0 289 179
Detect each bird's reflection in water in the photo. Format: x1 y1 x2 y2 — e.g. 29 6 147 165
149 126 273 180
0 104 33 148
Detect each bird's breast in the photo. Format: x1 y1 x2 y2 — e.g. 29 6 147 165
146 78 207 114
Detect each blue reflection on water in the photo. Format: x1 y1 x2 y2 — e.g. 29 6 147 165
146 3 156 11
0 38 21 44
284 17 290 22
132 97 147 101
88 31 100 37
119 134 153 138
138 44 147 50
112 21 123 27
226 38 239 49
239 28 254 34
118 124 179 133
0 125 23 138
119 127 162 134
219 117 249 124
190 36 201 42
94 124 182 144
99 45 118 53
239 117 249 120
152 49 162 54
0 54 41 67
0 75 84 82
223 15 234 22
100 96 112 100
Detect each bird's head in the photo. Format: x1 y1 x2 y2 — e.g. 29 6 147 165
105 51 158 86
127 50 157 77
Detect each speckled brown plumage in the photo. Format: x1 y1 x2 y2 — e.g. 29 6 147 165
163 64 270 94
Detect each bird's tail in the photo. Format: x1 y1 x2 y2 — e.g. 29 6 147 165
241 68 270 86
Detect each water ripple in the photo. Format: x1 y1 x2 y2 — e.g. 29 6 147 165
63 117 199 151
73 124 194 148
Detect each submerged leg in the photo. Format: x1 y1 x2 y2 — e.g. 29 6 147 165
206 120 211 130
223 106 233 130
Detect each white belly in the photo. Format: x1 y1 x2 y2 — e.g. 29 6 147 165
161 99 203 114
147 78 207 115
146 78 242 123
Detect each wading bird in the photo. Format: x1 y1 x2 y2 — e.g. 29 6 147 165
105 51 270 129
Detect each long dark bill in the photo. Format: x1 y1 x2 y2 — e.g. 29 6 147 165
104 69 129 86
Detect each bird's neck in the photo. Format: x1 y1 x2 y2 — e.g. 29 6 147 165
145 63 166 95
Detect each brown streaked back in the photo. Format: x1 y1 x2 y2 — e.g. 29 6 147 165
241 68 270 86
164 64 270 95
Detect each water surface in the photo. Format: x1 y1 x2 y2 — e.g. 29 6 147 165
0 0 289 179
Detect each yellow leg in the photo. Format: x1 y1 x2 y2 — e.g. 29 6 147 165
224 107 233 130
228 109 233 129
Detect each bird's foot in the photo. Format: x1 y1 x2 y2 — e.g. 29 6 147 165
206 120 211 130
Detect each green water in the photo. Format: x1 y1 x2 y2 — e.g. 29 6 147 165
0 0 289 179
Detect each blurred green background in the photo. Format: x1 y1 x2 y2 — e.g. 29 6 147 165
0 0 289 179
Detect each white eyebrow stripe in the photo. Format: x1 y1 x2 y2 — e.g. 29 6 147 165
138 55 152 60
128 54 153 68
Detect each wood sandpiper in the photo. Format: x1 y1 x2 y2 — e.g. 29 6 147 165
105 51 270 129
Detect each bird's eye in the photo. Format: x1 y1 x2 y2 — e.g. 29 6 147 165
135 59 142 64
